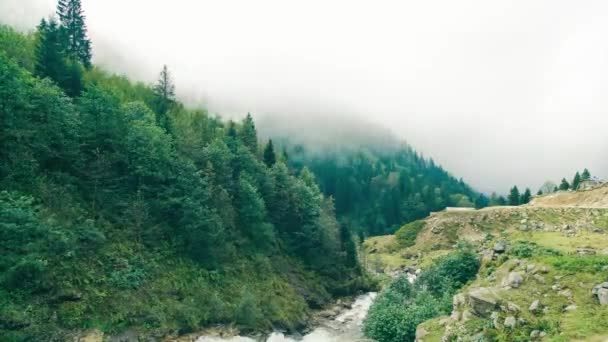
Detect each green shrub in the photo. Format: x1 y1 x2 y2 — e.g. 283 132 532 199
364 246 480 342
509 241 560 258
395 220 426 248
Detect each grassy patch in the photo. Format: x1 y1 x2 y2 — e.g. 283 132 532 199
394 220 426 248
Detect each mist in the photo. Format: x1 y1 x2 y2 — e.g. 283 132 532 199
2 0 608 193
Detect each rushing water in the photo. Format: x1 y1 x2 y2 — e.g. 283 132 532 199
196 292 377 342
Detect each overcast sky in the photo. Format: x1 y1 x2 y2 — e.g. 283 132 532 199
2 0 608 193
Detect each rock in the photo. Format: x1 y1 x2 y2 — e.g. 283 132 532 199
369 248 377 254
540 331 547 338
558 289 573 299
504 316 516 329
602 265 608 271
533 274 546 284
467 287 500 317
530 330 540 339
450 310 460 321
503 272 524 288
592 282 608 305
526 264 536 273
520 218 528 224
540 266 550 274
493 240 508 253
564 304 577 311
461 309 473 322
529 299 541 313
551 283 562 291
577 247 596 256
507 302 520 313
453 293 466 308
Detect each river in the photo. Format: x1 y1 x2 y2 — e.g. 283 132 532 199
196 292 377 342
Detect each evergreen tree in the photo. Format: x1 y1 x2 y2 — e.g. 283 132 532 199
238 113 258 154
559 178 570 191
571 171 581 190
34 18 83 97
520 188 532 204
153 65 175 130
474 193 489 209
582 168 591 180
57 0 92 67
508 186 520 206
263 139 276 167
537 189 543 196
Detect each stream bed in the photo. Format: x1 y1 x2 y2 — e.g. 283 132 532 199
196 292 377 342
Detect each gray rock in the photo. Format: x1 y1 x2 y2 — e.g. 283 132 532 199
594 286 608 305
530 330 540 339
467 287 500 317
540 266 550 274
507 302 520 313
577 247 596 256
529 299 541 312
504 316 516 329
564 304 577 311
493 240 508 253
453 293 466 308
533 274 546 284
504 272 524 288
558 289 572 299
540 331 547 338
526 264 536 273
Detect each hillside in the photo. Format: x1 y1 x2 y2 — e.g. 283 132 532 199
363 187 608 341
0 22 375 341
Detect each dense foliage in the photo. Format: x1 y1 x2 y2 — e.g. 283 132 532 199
364 246 480 342
0 16 371 340
284 145 480 236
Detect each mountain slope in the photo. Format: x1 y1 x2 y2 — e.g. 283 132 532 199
364 187 608 341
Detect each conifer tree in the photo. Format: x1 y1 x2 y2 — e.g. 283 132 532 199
263 139 276 167
57 0 92 67
508 186 520 205
238 113 258 154
572 171 581 190
520 188 532 204
153 65 176 130
582 168 591 180
35 18 83 97
559 178 570 191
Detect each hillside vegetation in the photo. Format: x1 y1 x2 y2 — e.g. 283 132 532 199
364 186 608 341
0 20 374 341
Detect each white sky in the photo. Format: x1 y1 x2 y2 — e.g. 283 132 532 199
2 0 608 193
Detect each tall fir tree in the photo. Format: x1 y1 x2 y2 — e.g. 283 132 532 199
153 65 176 131
559 178 570 191
508 186 520 206
57 0 92 67
35 18 83 97
520 188 532 204
582 168 591 180
238 113 258 154
263 139 276 167
572 171 581 190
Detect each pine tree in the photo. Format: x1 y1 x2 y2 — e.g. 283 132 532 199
153 65 176 130
559 178 570 191
263 139 276 167
57 0 92 67
571 171 581 190
238 113 258 154
582 168 591 180
35 18 83 97
508 186 520 206
520 188 532 204
537 189 543 196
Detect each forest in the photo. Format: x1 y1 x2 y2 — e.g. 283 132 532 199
0 1 483 340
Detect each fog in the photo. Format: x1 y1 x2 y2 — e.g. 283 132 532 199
2 0 608 193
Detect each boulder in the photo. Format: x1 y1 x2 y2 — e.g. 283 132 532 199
592 282 608 305
564 304 577 311
415 327 428 341
467 287 500 317
504 316 516 329
576 247 596 256
493 240 508 253
503 272 524 288
529 299 541 313
506 302 520 313
533 274 546 284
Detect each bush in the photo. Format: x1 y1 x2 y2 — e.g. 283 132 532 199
395 220 426 248
509 241 560 258
364 246 480 342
